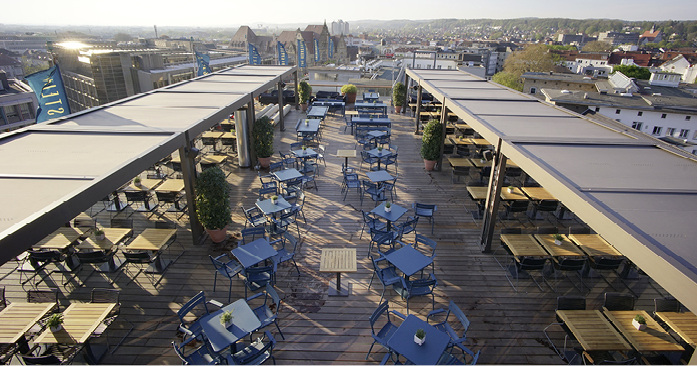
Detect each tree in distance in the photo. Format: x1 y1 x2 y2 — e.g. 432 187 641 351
581 40 612 52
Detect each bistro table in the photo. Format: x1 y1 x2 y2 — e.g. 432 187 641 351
307 106 329 120
352 117 391 129
363 92 379 101
355 102 388 115
366 170 394 189
371 202 408 231
32 227 85 251
655 311 697 347
605 310 684 353
568 234 622 257
535 234 586 258
200 154 228 168
366 148 393 170
0 302 55 344
125 178 162 192
384 244 433 278
124 228 177 273
199 299 262 353
296 119 321 134
75 228 133 272
256 196 292 217
448 157 474 168
154 179 186 211
272 168 303 187
337 149 357 168
292 148 318 160
500 187 528 201
521 186 557 201
387 314 451 365
231 238 278 269
556 310 632 352
319 248 357 297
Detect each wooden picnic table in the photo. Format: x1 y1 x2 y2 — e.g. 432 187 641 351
125 178 162 192
500 234 549 257
556 310 632 352
535 234 585 257
605 310 684 353
500 187 528 201
75 228 132 251
655 311 697 347
0 303 56 344
568 234 622 257
34 303 115 345
32 227 85 250
448 157 473 167
154 179 185 193
521 187 556 201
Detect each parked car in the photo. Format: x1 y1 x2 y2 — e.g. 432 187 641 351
258 90 296 105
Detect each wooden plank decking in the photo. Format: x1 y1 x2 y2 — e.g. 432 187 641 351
0 106 671 364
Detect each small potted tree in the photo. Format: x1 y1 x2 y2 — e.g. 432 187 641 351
220 309 235 328
271 195 279 205
421 119 443 171
195 166 232 243
632 314 647 330
392 82 406 114
507 186 515 194
47 313 64 332
94 228 105 241
553 233 565 245
252 116 274 168
341 84 357 104
414 328 426 346
133 176 142 187
298 80 312 112
384 202 392 212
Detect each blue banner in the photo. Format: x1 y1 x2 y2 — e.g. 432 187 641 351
297 39 307 68
195 51 211 76
329 37 334 59
314 38 321 62
25 64 71 123
277 42 288 66
248 44 261 65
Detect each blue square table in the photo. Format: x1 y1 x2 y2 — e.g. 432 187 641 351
272 168 302 183
367 130 387 139
231 238 278 269
366 170 394 184
199 299 262 352
371 202 407 231
384 244 433 277
366 148 392 170
387 314 450 365
292 148 318 159
307 106 329 120
256 196 291 216
296 119 320 133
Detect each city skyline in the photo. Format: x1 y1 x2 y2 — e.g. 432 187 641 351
2 0 695 28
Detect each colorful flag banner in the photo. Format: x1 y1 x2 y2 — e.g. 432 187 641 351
195 51 211 76
25 64 71 123
314 38 321 62
297 39 307 68
329 37 334 59
277 42 288 66
248 44 262 65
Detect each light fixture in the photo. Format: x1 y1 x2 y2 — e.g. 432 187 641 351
186 147 200 159
482 150 493 161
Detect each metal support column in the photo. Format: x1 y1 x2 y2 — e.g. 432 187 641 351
181 132 203 244
479 139 506 253
277 81 285 131
435 100 448 172
235 108 251 168
294 71 299 110
246 99 257 168
403 74 410 115
415 85 423 134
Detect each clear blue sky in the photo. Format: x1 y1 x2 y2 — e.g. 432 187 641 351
4 0 694 27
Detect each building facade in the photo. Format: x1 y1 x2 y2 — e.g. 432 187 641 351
0 71 37 131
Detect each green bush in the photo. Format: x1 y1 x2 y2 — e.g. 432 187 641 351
341 84 357 94
392 82 406 107
195 166 232 230
298 81 312 103
252 116 274 158
421 119 443 161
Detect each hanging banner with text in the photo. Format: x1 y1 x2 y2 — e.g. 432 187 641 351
277 41 288 66
314 38 320 63
195 51 211 76
25 64 71 123
297 39 307 68
248 44 262 65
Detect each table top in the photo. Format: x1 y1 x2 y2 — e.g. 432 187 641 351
367 130 387 138
655 312 697 347
605 310 684 352
200 154 228 165
231 238 278 269
201 131 224 139
521 187 556 201
272 168 303 182
319 248 357 273
34 303 115 344
454 123 471 130
0 302 56 344
355 102 387 107
535 234 585 257
500 234 549 257
296 119 320 132
200 299 261 353
450 137 473 146
371 202 408 224
256 196 291 215
125 228 177 251
384 245 433 277
448 157 473 167
466 186 488 201
345 110 359 116
307 106 329 117
556 310 632 352
366 170 394 183
353 117 391 124
500 187 528 201
33 227 85 250
126 178 162 191
75 228 132 251
469 138 491 146
363 92 379 99
387 314 451 365
154 179 185 193
292 148 318 159
336 150 357 159
568 234 622 257
366 148 392 159
221 131 237 139
469 158 492 168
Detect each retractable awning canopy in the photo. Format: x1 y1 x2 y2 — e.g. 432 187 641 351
407 69 697 312
0 65 296 262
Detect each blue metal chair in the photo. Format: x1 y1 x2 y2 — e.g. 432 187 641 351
279 151 296 169
209 254 243 303
242 205 267 228
272 232 300 276
360 150 379 171
415 234 437 261
268 161 284 172
271 210 300 239
226 330 276 365
258 186 278 200
369 256 401 303
395 216 419 243
240 227 267 246
243 262 277 299
288 191 306 224
427 300 471 349
393 273 438 314
342 173 361 201
172 335 222 365
382 153 398 174
362 180 386 206
257 171 278 190
176 291 211 340
366 301 406 360
369 227 398 258
413 202 437 234
246 284 285 339
382 175 398 201
360 210 386 239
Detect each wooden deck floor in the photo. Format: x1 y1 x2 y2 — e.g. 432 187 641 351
0 106 670 364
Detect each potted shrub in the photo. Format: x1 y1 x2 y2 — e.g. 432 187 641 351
195 166 232 243
220 310 235 328
507 186 515 193
553 233 565 245
421 119 443 171
94 228 105 241
298 81 312 112
252 116 274 168
341 84 357 104
385 202 392 212
47 313 64 332
632 314 647 330
133 176 142 187
414 328 426 346
271 195 279 205
392 82 406 114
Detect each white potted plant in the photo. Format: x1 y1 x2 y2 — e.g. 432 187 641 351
507 186 515 193
94 228 105 241
133 176 142 187
305 119 309 126
47 313 64 332
414 328 426 346
632 314 647 331
377 146 383 153
553 233 565 245
271 195 278 205
220 310 234 328
384 202 392 212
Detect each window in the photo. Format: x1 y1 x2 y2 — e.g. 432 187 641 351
666 128 676 136
661 113 667 119
530 87 537 94
687 116 692 121
637 111 643 116
615 109 621 114
652 126 662 135
595 107 600 112
679 129 689 138
632 122 643 130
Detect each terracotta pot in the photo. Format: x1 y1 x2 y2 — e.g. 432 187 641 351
424 159 437 171
344 92 357 104
206 228 228 243
395 105 402 114
301 103 308 112
258 156 271 168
